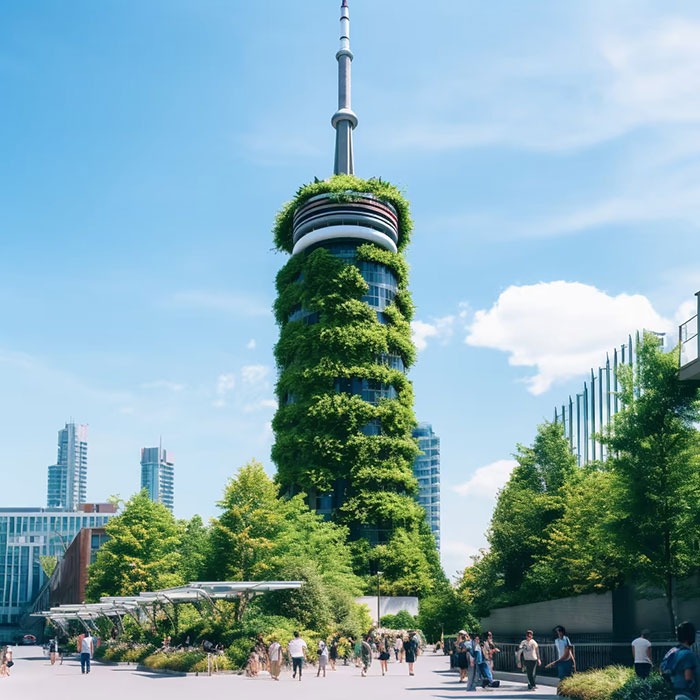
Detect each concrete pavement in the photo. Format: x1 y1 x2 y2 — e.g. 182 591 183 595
6 645 560 700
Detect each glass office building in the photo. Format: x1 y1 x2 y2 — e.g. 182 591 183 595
47 422 88 511
0 506 114 633
140 446 175 511
412 423 441 550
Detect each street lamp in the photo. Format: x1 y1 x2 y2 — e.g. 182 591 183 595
376 571 383 628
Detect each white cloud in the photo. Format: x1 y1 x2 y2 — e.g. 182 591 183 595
676 299 698 325
411 316 455 351
243 398 278 413
466 282 672 395
246 339 256 350
167 291 270 317
241 364 270 385
140 380 185 392
453 459 518 499
213 373 236 406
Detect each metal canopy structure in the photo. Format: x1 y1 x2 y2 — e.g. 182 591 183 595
35 581 303 629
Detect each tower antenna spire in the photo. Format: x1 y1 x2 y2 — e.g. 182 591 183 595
332 0 357 175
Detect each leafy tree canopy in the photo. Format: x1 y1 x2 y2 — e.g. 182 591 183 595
86 490 183 601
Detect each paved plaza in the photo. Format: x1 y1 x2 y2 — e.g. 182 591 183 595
7 646 559 700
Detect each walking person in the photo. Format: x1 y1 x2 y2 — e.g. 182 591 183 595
632 630 653 678
329 637 338 671
80 632 94 674
664 621 700 700
287 631 307 681
317 640 329 678
545 625 576 682
405 632 418 676
379 636 391 675
360 636 373 677
268 637 282 681
517 630 541 691
455 631 469 682
394 634 403 662
484 631 500 672
49 636 59 665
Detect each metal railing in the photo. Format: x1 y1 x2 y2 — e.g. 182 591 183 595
680 313 699 368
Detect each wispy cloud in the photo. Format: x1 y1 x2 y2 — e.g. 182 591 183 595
140 380 185 392
453 459 518 498
241 364 270 385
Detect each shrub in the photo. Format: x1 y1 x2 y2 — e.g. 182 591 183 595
142 651 206 672
610 674 674 700
189 655 235 673
381 610 417 629
559 666 634 700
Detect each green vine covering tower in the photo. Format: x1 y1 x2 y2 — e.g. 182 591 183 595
271 2 441 595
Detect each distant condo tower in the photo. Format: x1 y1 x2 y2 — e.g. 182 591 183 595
47 422 88 511
412 423 441 550
271 2 437 583
140 444 175 511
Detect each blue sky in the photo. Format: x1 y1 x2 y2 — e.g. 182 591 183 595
2 0 699 578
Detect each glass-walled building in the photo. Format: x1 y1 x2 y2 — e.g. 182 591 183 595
413 423 441 550
0 505 115 634
140 446 175 511
47 422 88 511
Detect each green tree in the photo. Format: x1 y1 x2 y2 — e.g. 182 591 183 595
85 490 183 601
523 466 624 598
206 460 364 623
177 515 209 583
601 332 700 633
40 555 58 578
487 421 576 600
417 584 478 643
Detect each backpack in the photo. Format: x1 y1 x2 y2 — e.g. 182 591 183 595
660 646 693 688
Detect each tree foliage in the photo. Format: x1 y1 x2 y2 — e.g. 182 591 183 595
86 490 183 601
459 334 700 624
205 461 366 629
600 332 700 632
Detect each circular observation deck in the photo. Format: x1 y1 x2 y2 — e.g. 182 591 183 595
291 193 399 255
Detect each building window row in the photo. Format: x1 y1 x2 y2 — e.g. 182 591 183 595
334 377 397 405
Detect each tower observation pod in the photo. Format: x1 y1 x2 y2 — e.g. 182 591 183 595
271 2 439 586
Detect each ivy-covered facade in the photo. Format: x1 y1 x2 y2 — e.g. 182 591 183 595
270 4 441 594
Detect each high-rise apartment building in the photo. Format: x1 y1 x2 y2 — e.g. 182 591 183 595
413 423 441 550
0 504 115 635
47 423 88 511
140 445 174 511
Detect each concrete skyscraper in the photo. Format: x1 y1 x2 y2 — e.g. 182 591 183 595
140 444 174 511
47 422 88 511
271 3 440 585
412 423 441 550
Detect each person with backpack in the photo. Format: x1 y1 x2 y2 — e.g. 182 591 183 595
662 621 700 700
545 625 576 681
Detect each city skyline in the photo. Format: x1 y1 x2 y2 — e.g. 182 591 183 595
2 0 700 577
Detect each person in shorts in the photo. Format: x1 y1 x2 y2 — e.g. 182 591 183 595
317 640 329 678
631 630 653 678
